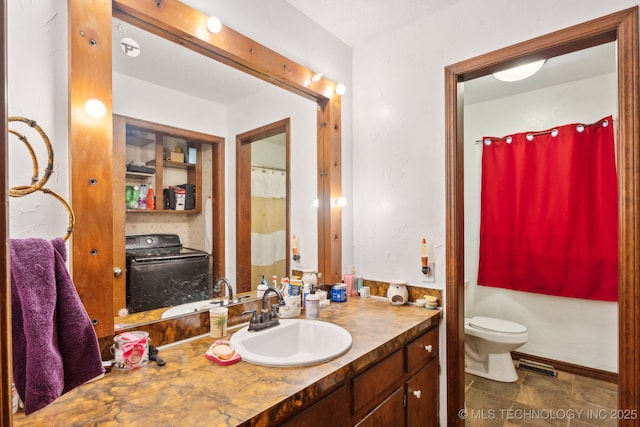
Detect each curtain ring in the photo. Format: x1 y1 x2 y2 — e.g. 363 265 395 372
576 124 585 133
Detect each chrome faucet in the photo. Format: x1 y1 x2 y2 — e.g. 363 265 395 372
212 277 234 302
242 286 286 331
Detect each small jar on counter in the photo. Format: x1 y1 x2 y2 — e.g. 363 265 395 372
331 283 347 302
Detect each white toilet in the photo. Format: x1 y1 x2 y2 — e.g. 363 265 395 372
464 316 528 382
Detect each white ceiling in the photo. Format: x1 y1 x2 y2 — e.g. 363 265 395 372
112 18 271 106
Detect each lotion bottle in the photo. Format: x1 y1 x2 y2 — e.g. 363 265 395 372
257 275 268 298
305 286 320 320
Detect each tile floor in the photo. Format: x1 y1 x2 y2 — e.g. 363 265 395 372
464 367 619 426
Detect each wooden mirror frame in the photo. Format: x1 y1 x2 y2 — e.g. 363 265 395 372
445 7 639 426
68 0 342 339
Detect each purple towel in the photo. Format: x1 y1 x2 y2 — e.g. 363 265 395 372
11 238 105 414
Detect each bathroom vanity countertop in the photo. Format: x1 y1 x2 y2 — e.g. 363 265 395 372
13 297 441 427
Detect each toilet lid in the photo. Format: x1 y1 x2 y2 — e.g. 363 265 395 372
469 316 526 333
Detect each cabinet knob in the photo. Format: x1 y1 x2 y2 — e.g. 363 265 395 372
113 267 123 277
413 390 422 399
424 344 433 353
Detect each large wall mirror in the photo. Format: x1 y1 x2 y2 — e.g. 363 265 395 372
445 8 639 425
66 0 343 339
111 17 315 319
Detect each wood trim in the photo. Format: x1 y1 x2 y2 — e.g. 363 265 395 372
445 65 465 426
445 8 639 426
236 118 291 293
318 98 343 283
511 351 618 384
112 0 336 103
615 8 640 419
1 1 11 425
112 115 127 316
69 0 115 339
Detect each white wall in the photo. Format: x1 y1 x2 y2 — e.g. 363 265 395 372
351 0 638 423
464 72 618 372
8 0 68 240
227 86 319 282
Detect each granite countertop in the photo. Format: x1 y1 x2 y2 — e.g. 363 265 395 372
14 297 441 427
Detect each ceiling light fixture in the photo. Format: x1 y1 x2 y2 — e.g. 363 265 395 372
207 16 222 33
493 59 546 82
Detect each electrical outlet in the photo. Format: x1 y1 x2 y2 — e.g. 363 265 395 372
422 261 435 283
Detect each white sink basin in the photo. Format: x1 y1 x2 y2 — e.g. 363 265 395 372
161 299 225 318
230 319 352 367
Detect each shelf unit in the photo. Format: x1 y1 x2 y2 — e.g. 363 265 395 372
123 119 203 214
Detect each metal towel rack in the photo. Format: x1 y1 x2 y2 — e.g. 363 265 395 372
8 116 75 241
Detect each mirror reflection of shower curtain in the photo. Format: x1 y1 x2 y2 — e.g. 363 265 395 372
251 168 286 281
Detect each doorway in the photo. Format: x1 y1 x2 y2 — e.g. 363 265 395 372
445 8 639 426
236 118 291 293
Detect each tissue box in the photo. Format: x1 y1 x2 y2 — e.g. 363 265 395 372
169 152 184 163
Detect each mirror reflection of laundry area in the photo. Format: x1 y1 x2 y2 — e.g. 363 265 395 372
462 40 618 400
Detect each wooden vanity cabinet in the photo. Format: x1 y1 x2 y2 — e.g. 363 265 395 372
280 322 439 427
280 385 349 427
405 324 439 426
355 324 439 427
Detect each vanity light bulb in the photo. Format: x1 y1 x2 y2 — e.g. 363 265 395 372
84 99 106 119
335 84 346 95
336 196 347 207
313 199 320 208
311 73 323 83
207 16 222 33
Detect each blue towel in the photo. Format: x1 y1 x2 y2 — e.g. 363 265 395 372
11 238 105 414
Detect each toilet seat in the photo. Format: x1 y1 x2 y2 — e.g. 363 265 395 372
468 316 526 334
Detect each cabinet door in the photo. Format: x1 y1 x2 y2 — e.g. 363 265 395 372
355 387 405 427
406 359 438 427
280 385 349 427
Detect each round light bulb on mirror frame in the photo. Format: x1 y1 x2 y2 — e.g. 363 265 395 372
336 196 347 207
84 99 106 118
207 16 222 33
311 72 323 83
335 83 346 95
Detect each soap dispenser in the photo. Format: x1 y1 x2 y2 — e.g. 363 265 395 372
257 275 268 298
305 286 320 320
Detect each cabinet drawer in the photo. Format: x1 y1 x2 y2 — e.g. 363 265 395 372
353 349 403 413
406 326 438 372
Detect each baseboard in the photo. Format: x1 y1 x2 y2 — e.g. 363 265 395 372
511 351 618 384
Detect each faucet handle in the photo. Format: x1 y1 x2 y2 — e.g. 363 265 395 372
242 309 259 324
270 304 281 319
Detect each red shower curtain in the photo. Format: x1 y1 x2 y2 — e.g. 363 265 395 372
477 116 618 301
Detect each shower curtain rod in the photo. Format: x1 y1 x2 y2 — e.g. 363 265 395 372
251 164 286 172
474 117 611 144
